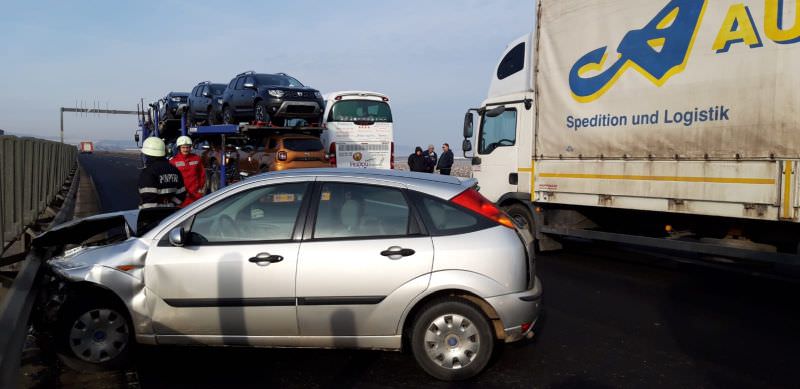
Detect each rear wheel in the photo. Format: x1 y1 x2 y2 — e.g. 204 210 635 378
56 296 132 372
410 298 495 381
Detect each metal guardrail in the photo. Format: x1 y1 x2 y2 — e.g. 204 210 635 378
0 161 79 388
0 135 78 256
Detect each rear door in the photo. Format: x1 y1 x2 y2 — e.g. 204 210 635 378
295 179 434 337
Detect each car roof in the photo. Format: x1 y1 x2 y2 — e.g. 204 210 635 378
248 168 475 199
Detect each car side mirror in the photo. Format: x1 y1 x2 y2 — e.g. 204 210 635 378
463 112 474 138
168 227 186 247
486 106 506 118
243 82 255 89
462 139 472 153
202 91 211 97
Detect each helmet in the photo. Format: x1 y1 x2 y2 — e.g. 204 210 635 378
176 136 193 147
141 137 166 157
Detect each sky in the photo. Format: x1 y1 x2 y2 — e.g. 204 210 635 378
0 0 534 151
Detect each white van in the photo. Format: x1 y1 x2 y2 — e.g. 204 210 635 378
321 91 394 169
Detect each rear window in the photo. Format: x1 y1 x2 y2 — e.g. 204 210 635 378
412 192 495 236
283 138 323 151
329 100 392 123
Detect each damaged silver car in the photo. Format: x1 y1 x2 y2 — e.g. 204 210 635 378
34 169 542 381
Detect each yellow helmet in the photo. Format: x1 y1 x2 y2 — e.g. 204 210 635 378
141 137 166 157
176 136 193 147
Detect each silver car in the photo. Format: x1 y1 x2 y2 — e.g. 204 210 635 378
37 168 542 381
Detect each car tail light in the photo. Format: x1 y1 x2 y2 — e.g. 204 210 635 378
277 151 288 161
390 142 395 169
328 142 337 166
450 188 514 229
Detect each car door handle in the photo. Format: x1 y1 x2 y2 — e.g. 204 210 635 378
380 246 415 259
249 252 284 264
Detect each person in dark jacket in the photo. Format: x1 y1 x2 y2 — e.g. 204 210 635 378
436 143 454 175
138 137 187 209
422 144 438 173
408 146 427 172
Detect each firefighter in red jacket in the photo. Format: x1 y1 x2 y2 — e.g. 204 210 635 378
170 136 206 207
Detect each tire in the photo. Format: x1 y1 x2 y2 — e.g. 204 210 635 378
186 110 195 127
410 298 495 381
222 106 236 125
55 296 133 372
207 160 220 192
505 203 533 234
207 107 217 125
254 101 270 123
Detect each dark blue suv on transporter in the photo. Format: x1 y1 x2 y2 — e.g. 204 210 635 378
220 71 324 127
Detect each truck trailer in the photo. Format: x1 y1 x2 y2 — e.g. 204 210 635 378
463 0 800 272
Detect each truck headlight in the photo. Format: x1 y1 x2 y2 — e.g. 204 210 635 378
268 90 285 98
314 91 322 99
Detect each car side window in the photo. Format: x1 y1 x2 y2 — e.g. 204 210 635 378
245 76 255 86
234 77 245 90
228 79 236 89
188 183 309 243
411 192 494 236
201 86 210 96
313 183 412 239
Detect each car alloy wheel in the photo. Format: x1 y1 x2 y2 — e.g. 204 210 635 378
255 103 270 123
223 107 234 125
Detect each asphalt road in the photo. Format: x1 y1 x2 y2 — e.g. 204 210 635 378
73 153 799 388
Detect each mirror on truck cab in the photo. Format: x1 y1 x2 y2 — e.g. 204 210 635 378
463 112 474 138
462 139 472 153
134 133 140 144
486 105 506 118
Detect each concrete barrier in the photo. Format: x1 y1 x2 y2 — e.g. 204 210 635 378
0 135 77 255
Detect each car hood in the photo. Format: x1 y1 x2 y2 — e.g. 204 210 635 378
33 208 178 248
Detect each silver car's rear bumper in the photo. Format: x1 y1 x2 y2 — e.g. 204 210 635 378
486 275 543 343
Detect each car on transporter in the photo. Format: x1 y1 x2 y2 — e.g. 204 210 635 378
34 169 542 381
187 81 227 125
220 71 324 126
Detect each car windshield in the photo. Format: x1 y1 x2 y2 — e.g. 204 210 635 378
255 74 304 87
329 100 392 122
283 138 323 151
210 85 226 95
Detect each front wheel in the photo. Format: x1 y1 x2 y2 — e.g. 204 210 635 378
222 106 236 125
505 203 533 234
56 297 133 372
410 298 495 381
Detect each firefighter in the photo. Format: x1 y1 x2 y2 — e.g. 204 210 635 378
170 136 206 206
138 137 186 209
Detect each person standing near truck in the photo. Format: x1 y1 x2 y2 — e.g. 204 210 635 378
138 137 186 209
423 144 438 173
408 146 427 172
436 143 454 175
170 136 206 206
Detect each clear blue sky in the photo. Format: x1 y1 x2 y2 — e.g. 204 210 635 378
0 0 534 150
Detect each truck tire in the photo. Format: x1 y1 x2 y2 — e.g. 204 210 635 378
410 298 495 381
55 296 133 372
505 203 533 234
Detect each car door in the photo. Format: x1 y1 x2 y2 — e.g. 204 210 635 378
199 85 211 118
296 179 434 339
144 180 312 343
240 76 257 115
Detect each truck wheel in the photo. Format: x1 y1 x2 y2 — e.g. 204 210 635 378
56 296 132 372
223 106 235 125
410 298 495 381
505 203 533 234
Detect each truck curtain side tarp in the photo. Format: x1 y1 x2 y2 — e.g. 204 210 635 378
535 0 800 159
